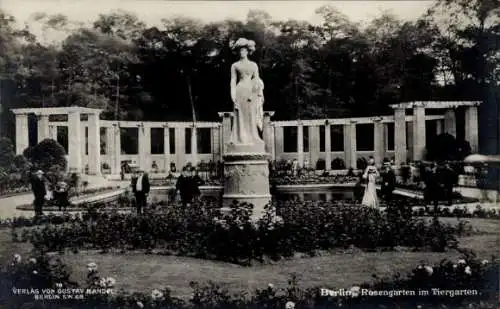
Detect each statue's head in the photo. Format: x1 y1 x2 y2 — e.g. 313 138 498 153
230 38 256 58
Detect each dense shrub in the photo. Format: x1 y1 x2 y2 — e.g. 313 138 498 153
427 133 472 162
23 139 67 172
0 137 16 171
315 158 325 170
331 158 345 170
400 164 411 183
0 252 497 309
16 201 465 262
356 157 368 170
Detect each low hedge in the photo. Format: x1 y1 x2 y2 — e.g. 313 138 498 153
0 252 497 309
13 201 469 263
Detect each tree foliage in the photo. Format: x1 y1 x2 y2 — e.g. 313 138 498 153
0 138 15 171
0 0 497 128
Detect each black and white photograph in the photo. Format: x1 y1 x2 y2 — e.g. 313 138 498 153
0 0 499 308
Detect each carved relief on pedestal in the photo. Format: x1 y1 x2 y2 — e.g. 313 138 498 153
223 162 270 195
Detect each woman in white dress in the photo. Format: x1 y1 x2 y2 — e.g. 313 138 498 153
361 158 379 208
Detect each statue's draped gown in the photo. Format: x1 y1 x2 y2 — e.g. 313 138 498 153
231 61 264 145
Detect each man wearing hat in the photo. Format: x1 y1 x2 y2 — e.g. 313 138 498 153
191 167 204 202
176 166 193 207
30 170 47 217
131 169 150 215
380 162 396 204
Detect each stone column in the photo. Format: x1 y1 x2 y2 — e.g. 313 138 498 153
37 114 50 143
87 113 101 175
68 111 82 173
324 122 331 170
214 125 222 161
218 112 233 155
444 108 456 137
412 106 426 161
175 127 185 168
80 122 86 170
15 114 29 155
113 124 121 174
297 123 304 167
465 106 479 152
406 122 413 161
163 125 170 172
138 125 150 171
373 119 384 166
344 121 357 169
274 126 284 161
436 119 443 135
212 126 222 161
191 126 198 166
263 111 275 156
394 108 407 165
106 126 116 173
309 125 320 169
49 125 58 141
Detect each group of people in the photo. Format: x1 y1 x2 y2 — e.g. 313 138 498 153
30 170 71 218
358 157 460 211
422 162 458 210
358 158 396 208
174 167 204 207
129 166 205 214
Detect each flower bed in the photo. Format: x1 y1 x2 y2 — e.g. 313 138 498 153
271 174 359 186
67 186 121 199
411 205 500 219
1 252 498 309
0 186 31 198
13 201 469 263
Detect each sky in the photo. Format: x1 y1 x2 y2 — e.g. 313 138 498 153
1 0 434 43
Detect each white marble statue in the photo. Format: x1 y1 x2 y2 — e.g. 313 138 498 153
229 38 265 145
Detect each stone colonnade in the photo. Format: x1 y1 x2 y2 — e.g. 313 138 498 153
11 101 480 175
390 101 480 165
12 107 102 174
100 120 222 174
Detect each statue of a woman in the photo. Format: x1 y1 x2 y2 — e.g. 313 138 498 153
229 38 265 145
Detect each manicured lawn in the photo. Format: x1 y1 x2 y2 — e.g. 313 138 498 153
1 218 498 299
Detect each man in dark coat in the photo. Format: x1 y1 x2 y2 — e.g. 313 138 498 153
131 170 150 214
191 167 204 202
30 170 47 218
380 162 396 204
421 162 439 212
176 167 193 207
442 163 457 206
54 180 70 211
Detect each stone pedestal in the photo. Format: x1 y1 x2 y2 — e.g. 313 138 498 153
222 141 272 220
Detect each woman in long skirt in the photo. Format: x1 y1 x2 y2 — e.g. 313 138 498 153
362 158 380 208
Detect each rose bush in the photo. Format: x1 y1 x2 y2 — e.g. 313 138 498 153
1 253 497 309
271 174 358 185
15 200 467 262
